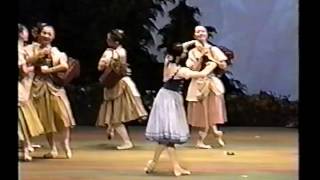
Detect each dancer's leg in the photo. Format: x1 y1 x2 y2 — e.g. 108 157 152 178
166 144 191 176
22 141 32 161
43 133 58 158
114 124 133 150
196 100 212 149
144 144 166 173
61 127 72 158
212 125 225 147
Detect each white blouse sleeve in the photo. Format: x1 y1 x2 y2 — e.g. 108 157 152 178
100 49 113 64
211 46 227 61
18 48 26 66
115 48 127 63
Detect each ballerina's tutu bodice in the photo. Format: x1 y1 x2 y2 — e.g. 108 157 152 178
163 79 184 93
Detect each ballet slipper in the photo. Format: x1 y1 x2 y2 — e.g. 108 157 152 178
43 150 58 159
144 160 156 173
116 141 133 150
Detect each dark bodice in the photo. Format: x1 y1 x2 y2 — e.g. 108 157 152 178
163 78 185 93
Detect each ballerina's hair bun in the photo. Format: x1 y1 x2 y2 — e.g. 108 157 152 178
110 29 125 43
167 42 184 58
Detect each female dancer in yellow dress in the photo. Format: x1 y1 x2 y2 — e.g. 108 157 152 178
24 23 76 159
96 29 148 150
186 26 228 149
18 23 44 161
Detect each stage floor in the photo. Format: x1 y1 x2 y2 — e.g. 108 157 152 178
19 126 298 180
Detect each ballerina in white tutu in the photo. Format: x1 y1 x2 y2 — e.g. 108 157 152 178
144 41 215 176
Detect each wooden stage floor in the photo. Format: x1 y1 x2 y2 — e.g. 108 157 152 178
19 126 298 180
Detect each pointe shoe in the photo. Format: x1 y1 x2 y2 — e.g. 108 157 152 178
43 150 58 159
27 146 35 152
195 142 212 149
180 168 191 175
64 147 72 159
31 144 42 149
144 160 156 174
106 128 114 140
174 167 191 176
66 150 72 159
117 141 133 150
214 131 225 147
173 170 182 177
217 137 225 147
61 142 72 159
23 155 32 162
214 130 223 137
107 132 114 140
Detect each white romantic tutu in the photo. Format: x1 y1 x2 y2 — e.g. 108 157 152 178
145 88 190 144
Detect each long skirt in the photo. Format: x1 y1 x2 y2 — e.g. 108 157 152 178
18 101 44 142
96 79 147 128
31 77 76 133
188 92 227 129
